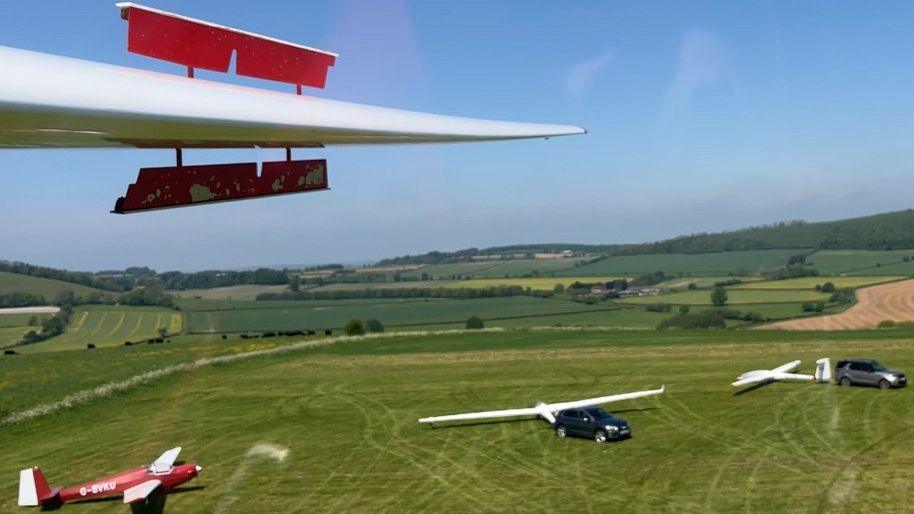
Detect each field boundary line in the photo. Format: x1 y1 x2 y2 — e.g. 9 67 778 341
0 328 505 427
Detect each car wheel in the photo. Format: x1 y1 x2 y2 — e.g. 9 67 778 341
594 430 608 443
555 425 567 438
879 379 891 390
840 377 851 387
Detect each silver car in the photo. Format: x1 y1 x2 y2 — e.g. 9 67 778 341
835 359 907 389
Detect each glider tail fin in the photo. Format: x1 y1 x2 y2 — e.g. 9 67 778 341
18 466 59 507
815 358 832 383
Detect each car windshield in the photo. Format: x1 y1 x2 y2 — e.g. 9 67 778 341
585 407 610 419
871 361 889 371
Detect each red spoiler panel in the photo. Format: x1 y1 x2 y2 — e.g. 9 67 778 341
117 3 336 89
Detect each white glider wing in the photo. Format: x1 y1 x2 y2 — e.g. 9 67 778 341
418 406 541 424
123 479 161 504
771 360 802 374
0 46 585 149
418 386 665 425
547 385 666 411
150 447 181 473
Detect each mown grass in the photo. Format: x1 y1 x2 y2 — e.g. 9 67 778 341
0 330 912 512
17 305 183 353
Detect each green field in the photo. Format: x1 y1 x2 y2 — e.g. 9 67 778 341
730 276 901 290
656 275 763 289
170 285 290 300
806 249 914 275
621 289 831 305
188 297 612 333
554 249 808 276
1 330 913 512
0 271 100 299
17 305 183 353
400 258 591 280
0 312 51 327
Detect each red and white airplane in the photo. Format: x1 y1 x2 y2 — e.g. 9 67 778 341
18 447 200 508
0 3 585 213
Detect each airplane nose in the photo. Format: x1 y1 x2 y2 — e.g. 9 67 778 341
195 465 203 473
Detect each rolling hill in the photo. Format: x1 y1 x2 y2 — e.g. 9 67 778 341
0 271 102 300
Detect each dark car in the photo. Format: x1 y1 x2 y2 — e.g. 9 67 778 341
553 406 631 443
835 359 906 389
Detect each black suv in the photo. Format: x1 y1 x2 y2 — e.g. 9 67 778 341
835 359 907 389
553 406 630 443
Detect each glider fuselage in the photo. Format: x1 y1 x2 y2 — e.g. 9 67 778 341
58 464 198 503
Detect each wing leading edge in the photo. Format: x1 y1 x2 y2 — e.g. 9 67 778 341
418 386 665 424
0 46 586 149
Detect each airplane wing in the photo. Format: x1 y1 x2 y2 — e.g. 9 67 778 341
547 386 666 412
730 374 773 388
418 406 541 424
771 360 802 374
150 447 181 473
123 479 161 504
0 46 585 149
771 372 815 382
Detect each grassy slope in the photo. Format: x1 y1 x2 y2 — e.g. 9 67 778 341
621 289 831 305
729 276 902 290
555 249 804 276
806 249 914 275
0 271 99 299
400 258 590 280
1 330 913 512
169 285 289 300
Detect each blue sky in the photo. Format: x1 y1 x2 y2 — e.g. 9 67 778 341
2 1 914 271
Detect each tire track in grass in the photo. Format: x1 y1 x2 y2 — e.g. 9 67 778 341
334 393 488 511
352 389 564 511
349 391 546 511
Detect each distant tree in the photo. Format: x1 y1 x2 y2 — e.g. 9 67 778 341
289 275 301 292
158 326 168 337
465 316 484 330
365 318 384 333
344 319 365 336
820 281 835 293
553 283 565 294
687 282 698 290
679 305 690 315
27 315 38 326
878 320 896 328
711 286 728 306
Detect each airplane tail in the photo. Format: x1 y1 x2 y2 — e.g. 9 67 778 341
814 358 832 383
18 466 59 507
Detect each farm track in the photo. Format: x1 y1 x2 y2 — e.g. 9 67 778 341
763 279 914 330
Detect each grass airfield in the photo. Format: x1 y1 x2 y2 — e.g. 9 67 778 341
1 330 913 512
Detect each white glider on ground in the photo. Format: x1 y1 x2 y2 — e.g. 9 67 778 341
731 358 832 388
418 386 665 425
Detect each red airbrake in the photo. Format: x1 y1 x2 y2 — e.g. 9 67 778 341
18 447 201 507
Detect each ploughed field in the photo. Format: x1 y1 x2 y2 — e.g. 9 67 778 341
1 330 912 512
765 278 914 330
